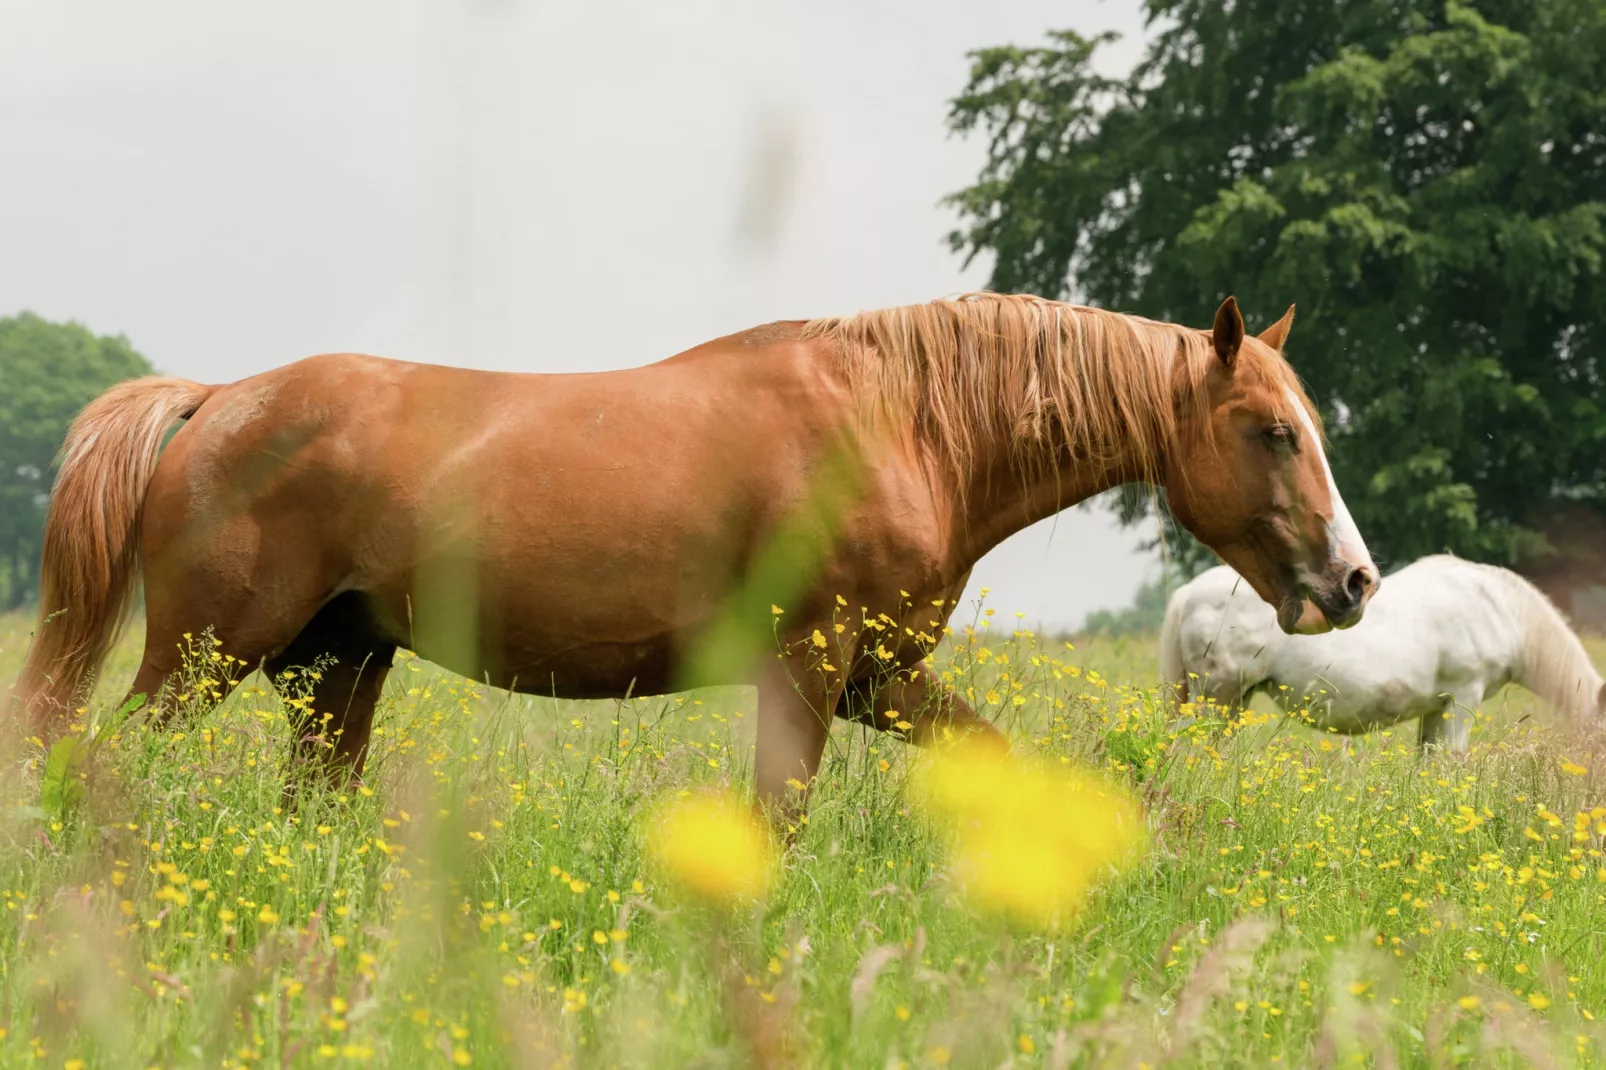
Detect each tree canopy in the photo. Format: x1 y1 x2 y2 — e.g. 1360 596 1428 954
0 312 153 609
948 0 1606 579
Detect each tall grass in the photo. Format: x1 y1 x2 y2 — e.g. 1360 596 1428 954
3 605 1606 1068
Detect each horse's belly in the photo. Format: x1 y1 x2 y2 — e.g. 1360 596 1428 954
493 636 680 700
1303 676 1441 735
359 582 685 699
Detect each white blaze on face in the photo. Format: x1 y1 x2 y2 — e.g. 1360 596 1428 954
1286 389 1373 571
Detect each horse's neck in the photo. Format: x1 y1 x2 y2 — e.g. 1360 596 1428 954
948 452 1130 572
1505 575 1603 719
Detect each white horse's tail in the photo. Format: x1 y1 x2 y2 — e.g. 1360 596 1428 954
1159 586 1188 706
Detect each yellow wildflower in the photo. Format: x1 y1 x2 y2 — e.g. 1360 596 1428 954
645 790 775 905
910 738 1145 930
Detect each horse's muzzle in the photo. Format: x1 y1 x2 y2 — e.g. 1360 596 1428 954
1289 562 1378 633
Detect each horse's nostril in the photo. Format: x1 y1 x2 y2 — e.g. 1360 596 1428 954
1345 566 1373 607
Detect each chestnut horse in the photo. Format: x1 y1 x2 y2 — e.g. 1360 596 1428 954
14 293 1376 807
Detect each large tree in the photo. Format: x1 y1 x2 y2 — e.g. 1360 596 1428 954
0 313 154 609
947 0 1606 580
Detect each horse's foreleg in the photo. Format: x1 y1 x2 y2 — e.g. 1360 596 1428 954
839 660 1008 753
754 660 839 820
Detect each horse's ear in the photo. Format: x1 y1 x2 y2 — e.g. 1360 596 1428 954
1212 296 1245 369
1259 304 1297 352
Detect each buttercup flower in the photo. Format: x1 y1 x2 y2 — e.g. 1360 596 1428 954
912 739 1146 929
645 790 776 905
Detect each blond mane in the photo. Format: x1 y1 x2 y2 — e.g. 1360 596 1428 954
801 293 1311 484
1483 561 1606 720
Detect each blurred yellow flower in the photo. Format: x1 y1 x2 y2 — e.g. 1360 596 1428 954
645 791 775 905
910 739 1145 930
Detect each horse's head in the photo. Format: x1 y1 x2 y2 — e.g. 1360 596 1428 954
1164 297 1377 635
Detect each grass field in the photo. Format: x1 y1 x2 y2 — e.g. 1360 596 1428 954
4 603 1606 1068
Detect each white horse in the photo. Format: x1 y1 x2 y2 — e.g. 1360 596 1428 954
1160 555 1606 749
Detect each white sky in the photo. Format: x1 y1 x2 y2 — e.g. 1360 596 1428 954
0 0 1160 631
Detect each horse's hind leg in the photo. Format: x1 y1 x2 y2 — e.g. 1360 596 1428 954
1419 689 1478 752
266 591 396 792
128 550 337 727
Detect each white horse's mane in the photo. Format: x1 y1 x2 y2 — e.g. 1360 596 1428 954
1477 559 1603 719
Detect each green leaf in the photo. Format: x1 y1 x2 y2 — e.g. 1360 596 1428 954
39 734 89 821
103 692 147 736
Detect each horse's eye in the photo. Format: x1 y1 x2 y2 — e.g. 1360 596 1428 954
1263 424 1297 448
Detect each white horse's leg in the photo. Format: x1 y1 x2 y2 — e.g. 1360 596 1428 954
1418 687 1479 752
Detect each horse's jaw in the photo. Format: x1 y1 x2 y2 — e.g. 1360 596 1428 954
1280 597 1337 635
1280 582 1373 634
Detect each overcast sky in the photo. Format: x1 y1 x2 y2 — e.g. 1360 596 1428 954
0 0 1161 630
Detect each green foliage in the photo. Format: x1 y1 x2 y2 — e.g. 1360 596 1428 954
38 692 146 822
0 312 154 608
37 735 90 822
948 0 1606 570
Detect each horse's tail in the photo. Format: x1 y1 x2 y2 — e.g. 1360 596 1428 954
12 377 214 730
1159 584 1189 707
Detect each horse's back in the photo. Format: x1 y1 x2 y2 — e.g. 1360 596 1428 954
154 338 852 554
160 341 848 507
1371 557 1523 639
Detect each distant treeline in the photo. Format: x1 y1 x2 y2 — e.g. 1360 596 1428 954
950 0 1606 590
0 313 153 610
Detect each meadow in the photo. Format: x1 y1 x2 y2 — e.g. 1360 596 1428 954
4 600 1606 1069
